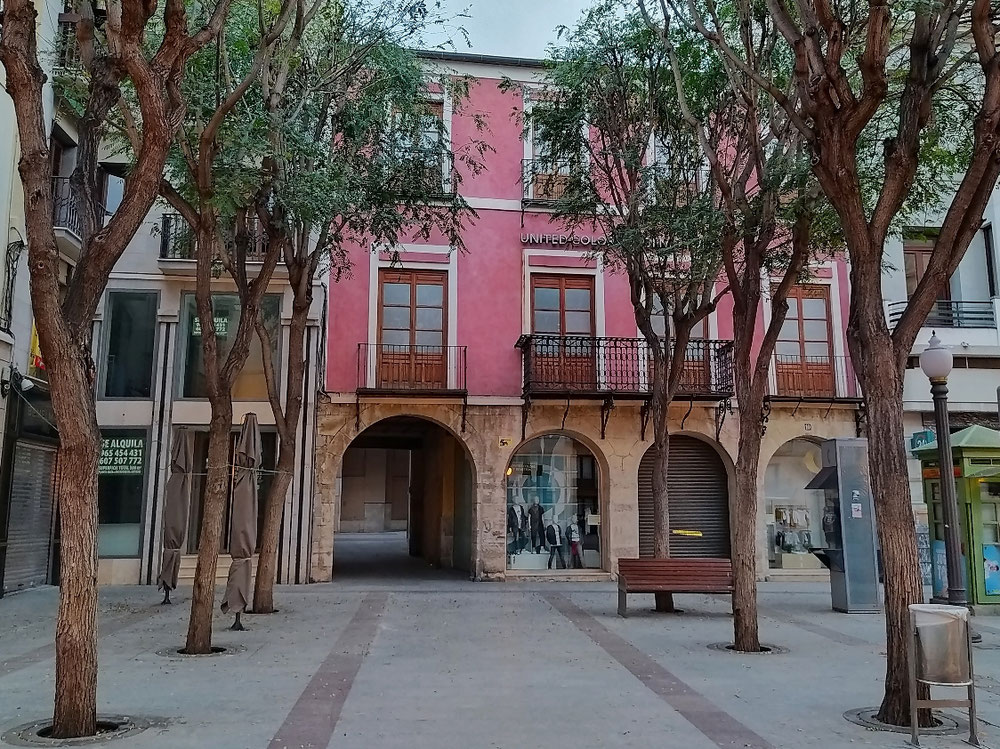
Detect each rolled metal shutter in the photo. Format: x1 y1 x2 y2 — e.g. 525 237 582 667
3 443 56 594
638 435 730 558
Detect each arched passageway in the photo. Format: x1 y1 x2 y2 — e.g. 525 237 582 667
637 435 731 558
334 416 475 579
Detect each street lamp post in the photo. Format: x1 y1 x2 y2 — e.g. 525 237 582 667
920 333 967 607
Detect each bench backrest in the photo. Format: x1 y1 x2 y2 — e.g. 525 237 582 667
618 557 733 585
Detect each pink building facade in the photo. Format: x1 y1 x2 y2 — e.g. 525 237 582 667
311 52 863 583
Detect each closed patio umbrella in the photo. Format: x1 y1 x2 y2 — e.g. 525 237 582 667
156 428 194 604
221 413 261 630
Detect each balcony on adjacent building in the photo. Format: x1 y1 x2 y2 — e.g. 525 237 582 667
356 343 468 395
887 300 996 329
515 335 734 399
51 176 82 259
159 212 269 264
768 354 861 402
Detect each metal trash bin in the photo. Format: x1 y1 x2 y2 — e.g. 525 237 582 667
908 603 978 747
912 604 971 685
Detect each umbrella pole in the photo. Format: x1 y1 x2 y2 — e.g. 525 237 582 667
161 588 171 605
230 612 244 631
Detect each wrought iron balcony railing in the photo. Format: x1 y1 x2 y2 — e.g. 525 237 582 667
394 146 454 195
159 213 268 260
515 335 734 399
521 158 578 202
51 176 81 237
357 343 467 393
770 354 861 401
159 213 195 259
887 300 996 329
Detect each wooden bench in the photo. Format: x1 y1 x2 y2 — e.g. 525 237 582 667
617 558 734 617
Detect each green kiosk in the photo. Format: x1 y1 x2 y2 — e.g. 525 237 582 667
916 424 1000 612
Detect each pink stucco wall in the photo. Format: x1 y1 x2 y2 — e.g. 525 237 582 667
325 69 854 398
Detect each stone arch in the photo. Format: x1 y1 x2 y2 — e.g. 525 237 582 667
312 411 479 580
637 432 733 558
762 436 828 574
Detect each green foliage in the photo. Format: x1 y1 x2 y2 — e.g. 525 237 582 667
504 0 726 328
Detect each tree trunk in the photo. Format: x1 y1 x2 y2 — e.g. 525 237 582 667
650 358 674 612
251 452 293 613
731 404 763 652
184 407 233 654
252 286 308 613
849 272 930 726
48 354 101 738
859 347 930 726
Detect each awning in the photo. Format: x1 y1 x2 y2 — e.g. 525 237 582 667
964 465 1000 479
806 466 838 490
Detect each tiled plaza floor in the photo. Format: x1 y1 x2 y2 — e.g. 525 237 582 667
1 534 995 748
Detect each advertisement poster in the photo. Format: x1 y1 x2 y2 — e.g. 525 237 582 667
985 545 1000 596
99 436 145 476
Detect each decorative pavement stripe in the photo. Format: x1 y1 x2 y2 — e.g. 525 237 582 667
760 608 871 646
268 592 387 749
545 593 774 749
0 606 163 678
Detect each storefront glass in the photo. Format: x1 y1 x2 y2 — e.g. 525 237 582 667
98 428 147 557
181 294 281 399
505 434 600 570
764 438 826 570
104 291 157 398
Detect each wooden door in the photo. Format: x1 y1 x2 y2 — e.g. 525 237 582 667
775 285 834 397
378 270 447 390
531 275 595 390
904 241 951 301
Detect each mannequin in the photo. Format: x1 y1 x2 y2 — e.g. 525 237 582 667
507 502 527 554
546 516 566 569
567 515 583 569
528 499 545 553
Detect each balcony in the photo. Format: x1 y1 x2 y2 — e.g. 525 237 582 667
888 300 997 329
356 343 468 395
394 146 454 196
515 335 734 400
159 213 268 262
51 176 82 258
55 16 80 69
769 354 861 402
521 158 575 204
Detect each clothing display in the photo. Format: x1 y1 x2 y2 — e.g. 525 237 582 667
528 501 545 553
546 522 565 569
505 435 601 571
567 522 583 568
507 504 528 554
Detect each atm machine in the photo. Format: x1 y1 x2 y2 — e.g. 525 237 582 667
807 438 881 613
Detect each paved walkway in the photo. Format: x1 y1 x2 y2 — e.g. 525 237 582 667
1 534 998 748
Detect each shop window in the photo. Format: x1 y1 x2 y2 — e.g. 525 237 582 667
764 438 826 570
186 429 277 553
180 294 281 399
97 428 147 557
505 434 600 571
103 291 157 398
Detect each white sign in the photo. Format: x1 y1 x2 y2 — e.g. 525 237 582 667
851 502 863 519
